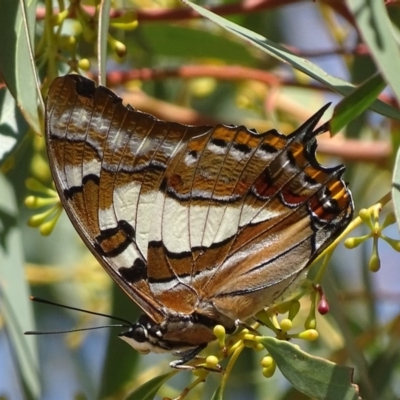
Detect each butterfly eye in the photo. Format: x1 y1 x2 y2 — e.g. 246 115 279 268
119 324 153 354
127 324 148 343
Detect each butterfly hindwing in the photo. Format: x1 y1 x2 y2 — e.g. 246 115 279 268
151 108 353 321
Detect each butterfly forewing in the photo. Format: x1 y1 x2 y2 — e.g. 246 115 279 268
46 75 210 321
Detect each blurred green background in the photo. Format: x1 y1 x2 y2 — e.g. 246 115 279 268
1 1 400 399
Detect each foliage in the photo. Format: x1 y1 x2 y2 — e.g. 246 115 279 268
1 1 400 399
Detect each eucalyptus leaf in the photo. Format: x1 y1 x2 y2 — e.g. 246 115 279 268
260 337 360 400
125 371 176 400
99 283 142 398
0 0 42 134
0 87 29 166
181 0 400 121
211 382 224 400
347 0 400 105
392 147 400 231
0 173 40 399
135 24 255 65
331 72 387 134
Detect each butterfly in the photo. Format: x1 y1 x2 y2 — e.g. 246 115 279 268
45 74 353 368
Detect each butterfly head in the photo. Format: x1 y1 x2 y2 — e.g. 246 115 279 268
119 313 214 368
119 314 171 355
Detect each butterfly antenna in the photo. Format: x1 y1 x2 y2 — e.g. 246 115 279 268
24 296 133 336
25 324 128 335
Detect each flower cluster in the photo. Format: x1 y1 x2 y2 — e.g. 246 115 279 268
25 177 62 236
345 206 400 272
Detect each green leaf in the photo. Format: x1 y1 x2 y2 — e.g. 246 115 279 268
0 0 42 134
392 147 400 231
211 382 224 400
0 86 29 166
125 371 176 400
181 0 400 121
98 283 142 398
259 337 360 400
135 24 256 65
0 173 40 399
346 0 400 105
368 343 400 396
331 72 387 134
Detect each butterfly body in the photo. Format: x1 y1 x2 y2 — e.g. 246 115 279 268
45 74 353 367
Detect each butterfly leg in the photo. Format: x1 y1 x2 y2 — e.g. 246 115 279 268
234 319 260 335
170 344 221 371
170 344 207 369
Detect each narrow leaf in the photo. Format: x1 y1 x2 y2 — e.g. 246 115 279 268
181 0 400 121
347 0 400 105
211 382 224 400
125 371 176 400
260 337 360 400
0 0 42 134
392 147 400 231
0 87 29 166
0 173 40 399
99 284 142 398
135 24 255 64
331 72 387 134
